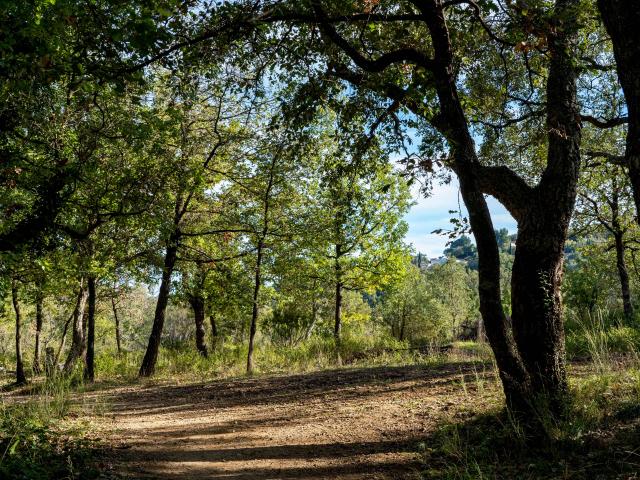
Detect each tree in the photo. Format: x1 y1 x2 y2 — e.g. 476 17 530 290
138 72 248 377
0 0 187 252
225 133 311 373
428 259 478 340
575 162 637 320
11 278 27 385
380 262 449 345
312 152 411 345
597 1 640 220
444 235 477 262
209 0 584 419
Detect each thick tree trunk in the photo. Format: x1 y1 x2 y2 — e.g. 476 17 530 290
614 232 633 320
84 276 97 382
139 240 178 377
247 240 263 374
12 280 27 385
189 294 208 357
111 296 122 355
33 286 44 374
598 1 640 220
510 0 580 414
511 213 570 411
64 279 89 373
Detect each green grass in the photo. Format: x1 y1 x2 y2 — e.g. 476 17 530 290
423 365 640 479
94 333 426 382
0 377 101 480
423 320 640 480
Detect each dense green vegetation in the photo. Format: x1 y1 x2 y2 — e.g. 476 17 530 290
2 0 640 478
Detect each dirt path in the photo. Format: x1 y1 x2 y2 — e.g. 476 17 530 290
93 363 495 479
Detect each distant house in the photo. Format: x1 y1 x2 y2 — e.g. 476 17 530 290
428 256 448 267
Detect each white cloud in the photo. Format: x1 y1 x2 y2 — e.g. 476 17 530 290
405 176 517 256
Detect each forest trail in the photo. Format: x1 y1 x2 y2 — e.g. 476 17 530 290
92 362 493 479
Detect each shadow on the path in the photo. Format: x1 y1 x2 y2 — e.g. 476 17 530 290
102 362 491 416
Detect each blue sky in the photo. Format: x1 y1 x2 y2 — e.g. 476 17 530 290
404 177 518 257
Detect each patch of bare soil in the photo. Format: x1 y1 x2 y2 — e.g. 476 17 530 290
92 362 497 479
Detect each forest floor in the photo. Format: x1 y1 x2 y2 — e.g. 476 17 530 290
3 357 638 479
86 361 499 480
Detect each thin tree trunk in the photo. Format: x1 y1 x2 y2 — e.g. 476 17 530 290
334 281 343 341
305 290 318 341
209 314 218 350
56 307 76 365
64 278 89 373
333 244 343 343
12 280 26 385
614 232 633 320
247 239 263 374
84 276 96 382
139 240 179 377
246 154 276 374
111 296 122 355
189 295 208 357
33 285 44 374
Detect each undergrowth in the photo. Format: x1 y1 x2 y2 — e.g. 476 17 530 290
0 376 100 479
94 334 483 382
423 318 640 480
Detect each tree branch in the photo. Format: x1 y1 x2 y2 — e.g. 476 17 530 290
581 114 628 129
474 165 533 221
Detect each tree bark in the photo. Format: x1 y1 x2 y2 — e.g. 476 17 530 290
333 244 343 342
64 278 89 373
188 294 208 357
614 232 633 320
246 154 276 374
12 280 27 385
111 296 122 355
139 239 179 377
597 0 640 220
510 209 570 411
509 0 581 413
399 305 406 342
84 276 97 382
33 284 44 374
247 239 263 374
209 314 218 349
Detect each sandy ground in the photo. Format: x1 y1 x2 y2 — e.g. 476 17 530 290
90 362 495 479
